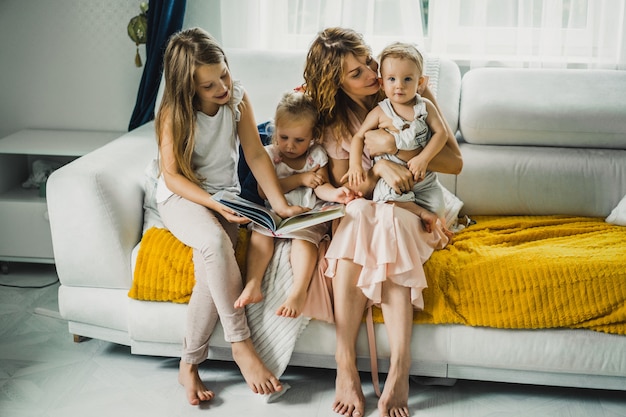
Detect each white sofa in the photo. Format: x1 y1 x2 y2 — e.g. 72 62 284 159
47 49 626 391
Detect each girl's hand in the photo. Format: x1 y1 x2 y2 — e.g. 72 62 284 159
273 203 310 219
300 165 325 188
332 186 357 204
407 156 428 182
214 204 251 225
363 128 396 157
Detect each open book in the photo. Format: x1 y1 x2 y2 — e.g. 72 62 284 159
212 190 345 236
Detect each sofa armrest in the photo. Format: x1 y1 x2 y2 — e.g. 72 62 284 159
47 123 157 289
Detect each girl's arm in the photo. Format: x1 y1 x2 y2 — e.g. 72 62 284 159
257 164 325 200
238 92 308 218
313 165 355 204
158 109 247 224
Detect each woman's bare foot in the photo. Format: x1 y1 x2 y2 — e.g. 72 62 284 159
232 338 282 395
332 365 365 417
276 289 307 318
377 368 410 417
234 279 263 308
178 360 214 405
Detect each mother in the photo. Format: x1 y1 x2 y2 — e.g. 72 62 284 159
303 28 463 417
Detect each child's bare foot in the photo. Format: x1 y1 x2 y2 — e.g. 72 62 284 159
232 338 282 395
377 367 410 417
276 290 307 318
234 279 263 308
332 365 365 417
178 360 214 405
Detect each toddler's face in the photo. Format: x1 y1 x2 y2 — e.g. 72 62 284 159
275 118 314 160
380 57 424 105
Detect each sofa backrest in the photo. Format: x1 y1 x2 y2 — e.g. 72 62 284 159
460 68 626 149
455 67 626 217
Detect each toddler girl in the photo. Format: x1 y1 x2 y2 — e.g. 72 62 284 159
235 90 354 318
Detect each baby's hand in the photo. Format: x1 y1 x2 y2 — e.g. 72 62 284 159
407 156 428 182
341 167 365 188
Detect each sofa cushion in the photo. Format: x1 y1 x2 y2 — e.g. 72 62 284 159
130 215 626 335
460 68 626 149
606 193 626 226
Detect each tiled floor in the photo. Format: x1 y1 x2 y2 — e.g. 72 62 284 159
1 262 625 417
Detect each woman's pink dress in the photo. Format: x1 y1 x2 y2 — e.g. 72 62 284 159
322 112 449 309
324 199 448 309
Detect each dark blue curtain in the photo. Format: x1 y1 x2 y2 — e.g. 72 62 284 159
128 0 186 131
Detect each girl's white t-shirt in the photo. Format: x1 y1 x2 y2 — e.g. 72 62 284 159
156 81 244 203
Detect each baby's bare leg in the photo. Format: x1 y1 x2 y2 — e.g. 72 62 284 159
277 239 317 318
235 231 274 308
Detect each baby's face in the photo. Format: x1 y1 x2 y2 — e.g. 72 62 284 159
380 57 424 105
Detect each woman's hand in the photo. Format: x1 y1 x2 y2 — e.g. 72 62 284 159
363 128 396 157
372 159 415 195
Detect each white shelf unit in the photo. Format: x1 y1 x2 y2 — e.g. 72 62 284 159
0 129 121 267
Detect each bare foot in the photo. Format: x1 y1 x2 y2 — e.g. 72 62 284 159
332 365 365 417
276 290 307 318
178 360 214 406
234 279 263 308
377 369 410 417
232 338 282 395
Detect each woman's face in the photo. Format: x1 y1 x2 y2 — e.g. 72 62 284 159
340 53 380 100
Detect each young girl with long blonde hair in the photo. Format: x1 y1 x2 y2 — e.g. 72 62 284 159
155 27 306 406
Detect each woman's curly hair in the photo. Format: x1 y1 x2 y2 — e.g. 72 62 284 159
303 27 384 143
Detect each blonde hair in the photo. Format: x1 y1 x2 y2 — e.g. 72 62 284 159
378 42 424 77
303 27 384 143
272 90 321 145
155 27 232 186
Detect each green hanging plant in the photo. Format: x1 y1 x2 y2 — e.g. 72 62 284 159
127 2 149 67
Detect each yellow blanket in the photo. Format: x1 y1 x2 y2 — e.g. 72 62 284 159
407 216 626 335
131 216 626 335
129 227 249 303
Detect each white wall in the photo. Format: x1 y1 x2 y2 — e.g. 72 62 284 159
0 0 221 139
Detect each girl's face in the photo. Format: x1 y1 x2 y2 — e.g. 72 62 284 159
380 57 424 105
194 61 232 115
275 118 314 160
340 53 380 101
